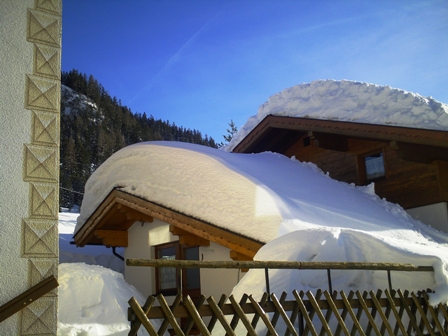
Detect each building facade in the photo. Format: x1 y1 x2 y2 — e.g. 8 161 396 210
0 1 61 334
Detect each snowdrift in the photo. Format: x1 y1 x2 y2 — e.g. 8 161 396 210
58 263 154 336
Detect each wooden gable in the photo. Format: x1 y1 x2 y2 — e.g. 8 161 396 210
73 189 263 259
232 116 448 209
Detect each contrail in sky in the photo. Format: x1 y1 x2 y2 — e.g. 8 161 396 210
129 13 220 105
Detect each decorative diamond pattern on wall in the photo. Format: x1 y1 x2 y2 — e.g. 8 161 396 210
26 75 60 112
28 259 58 297
21 297 57 335
24 144 58 182
27 9 60 47
29 183 58 219
32 111 59 145
36 0 62 15
23 219 58 258
19 2 61 335
34 44 60 79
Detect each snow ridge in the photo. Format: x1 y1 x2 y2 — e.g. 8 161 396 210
226 80 448 151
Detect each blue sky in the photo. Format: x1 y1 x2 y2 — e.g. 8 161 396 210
62 0 448 142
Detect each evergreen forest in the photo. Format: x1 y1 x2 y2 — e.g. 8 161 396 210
60 70 218 209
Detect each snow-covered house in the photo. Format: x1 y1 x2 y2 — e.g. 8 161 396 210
73 142 274 298
227 80 448 233
74 140 448 306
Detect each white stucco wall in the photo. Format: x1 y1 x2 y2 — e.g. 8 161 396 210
125 219 178 297
200 242 243 299
406 202 448 234
125 220 245 300
1 1 61 333
0 1 35 333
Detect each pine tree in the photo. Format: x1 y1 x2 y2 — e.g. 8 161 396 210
221 119 238 146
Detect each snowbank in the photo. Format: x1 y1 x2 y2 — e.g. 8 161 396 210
58 263 153 336
226 80 448 151
232 229 448 304
58 212 139 335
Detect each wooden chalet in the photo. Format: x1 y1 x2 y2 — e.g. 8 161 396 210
73 188 263 298
232 115 448 233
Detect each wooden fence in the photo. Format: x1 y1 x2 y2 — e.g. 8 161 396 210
126 259 447 336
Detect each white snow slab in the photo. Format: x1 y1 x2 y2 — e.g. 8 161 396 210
226 79 448 151
58 263 154 336
58 211 79 234
76 141 448 303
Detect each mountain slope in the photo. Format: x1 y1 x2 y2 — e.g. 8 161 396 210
60 70 217 208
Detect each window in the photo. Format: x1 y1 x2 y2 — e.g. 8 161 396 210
364 152 385 180
358 150 386 185
155 242 179 295
154 242 201 297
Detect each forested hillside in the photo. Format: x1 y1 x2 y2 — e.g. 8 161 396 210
60 70 218 209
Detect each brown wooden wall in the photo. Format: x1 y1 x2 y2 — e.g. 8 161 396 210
284 135 447 209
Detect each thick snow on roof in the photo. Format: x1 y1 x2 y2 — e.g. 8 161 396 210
77 141 448 303
226 79 448 151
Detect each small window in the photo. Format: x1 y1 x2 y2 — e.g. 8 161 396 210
364 152 385 180
155 242 179 295
154 242 201 296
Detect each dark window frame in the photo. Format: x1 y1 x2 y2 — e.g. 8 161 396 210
154 241 201 297
357 149 386 185
154 241 180 296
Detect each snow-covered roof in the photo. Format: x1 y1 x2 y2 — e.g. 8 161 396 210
77 141 437 242
226 80 448 152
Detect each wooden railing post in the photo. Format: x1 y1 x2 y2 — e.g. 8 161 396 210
0 275 58 323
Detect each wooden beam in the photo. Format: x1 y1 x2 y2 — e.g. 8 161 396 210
95 230 128 247
229 250 253 261
169 225 210 247
394 142 448 163
117 204 154 223
233 116 448 154
114 192 263 257
230 250 253 272
308 132 349 152
75 189 264 256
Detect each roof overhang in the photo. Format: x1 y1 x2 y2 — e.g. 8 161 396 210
73 189 263 258
233 116 448 162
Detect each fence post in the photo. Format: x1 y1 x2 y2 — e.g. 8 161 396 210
265 268 271 301
387 270 392 292
327 269 333 293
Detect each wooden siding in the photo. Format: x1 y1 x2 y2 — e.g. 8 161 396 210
284 135 445 209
